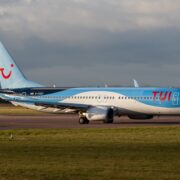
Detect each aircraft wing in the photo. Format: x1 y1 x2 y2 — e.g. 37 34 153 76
35 102 90 111
0 92 91 111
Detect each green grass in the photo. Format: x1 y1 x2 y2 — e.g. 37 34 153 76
0 104 44 115
0 127 180 179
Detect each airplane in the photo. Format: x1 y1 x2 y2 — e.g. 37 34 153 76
0 42 179 124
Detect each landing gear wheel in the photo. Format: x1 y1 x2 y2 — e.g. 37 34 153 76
79 117 89 124
103 119 113 124
79 117 85 124
104 108 114 124
85 119 89 124
108 119 113 124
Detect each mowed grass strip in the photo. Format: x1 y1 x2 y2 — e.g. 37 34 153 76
0 127 180 179
0 104 44 115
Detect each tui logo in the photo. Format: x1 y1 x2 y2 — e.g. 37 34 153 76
0 64 14 79
153 91 172 101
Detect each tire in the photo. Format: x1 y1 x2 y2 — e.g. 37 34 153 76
79 117 85 124
85 119 89 124
103 108 114 123
108 119 113 124
104 118 113 124
79 117 89 124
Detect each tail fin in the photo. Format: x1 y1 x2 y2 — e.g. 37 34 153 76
0 42 43 89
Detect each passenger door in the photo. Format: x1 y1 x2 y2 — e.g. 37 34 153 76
172 92 179 106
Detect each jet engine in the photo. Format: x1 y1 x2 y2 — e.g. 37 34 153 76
85 106 114 123
128 114 153 120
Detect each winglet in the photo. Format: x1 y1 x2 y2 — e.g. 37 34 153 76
133 79 139 88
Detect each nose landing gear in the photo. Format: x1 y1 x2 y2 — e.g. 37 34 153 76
79 117 89 124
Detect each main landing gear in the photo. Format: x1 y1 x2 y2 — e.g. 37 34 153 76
79 117 89 124
103 118 113 124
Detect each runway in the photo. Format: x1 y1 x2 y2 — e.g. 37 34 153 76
1 115 180 129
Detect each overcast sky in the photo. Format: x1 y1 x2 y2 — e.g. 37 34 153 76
0 0 180 87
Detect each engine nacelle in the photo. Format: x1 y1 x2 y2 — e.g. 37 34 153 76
128 114 153 120
85 106 114 122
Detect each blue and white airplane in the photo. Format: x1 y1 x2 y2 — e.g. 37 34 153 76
0 42 179 124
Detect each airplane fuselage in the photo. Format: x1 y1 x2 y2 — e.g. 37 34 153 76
2 87 180 116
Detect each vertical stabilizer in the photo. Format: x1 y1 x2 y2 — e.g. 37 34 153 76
0 42 43 89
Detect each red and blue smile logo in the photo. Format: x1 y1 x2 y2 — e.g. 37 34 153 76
0 64 14 79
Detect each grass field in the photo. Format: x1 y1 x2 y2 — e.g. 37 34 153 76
0 104 44 115
0 127 180 179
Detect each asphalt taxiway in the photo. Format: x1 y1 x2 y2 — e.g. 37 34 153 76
0 115 180 129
